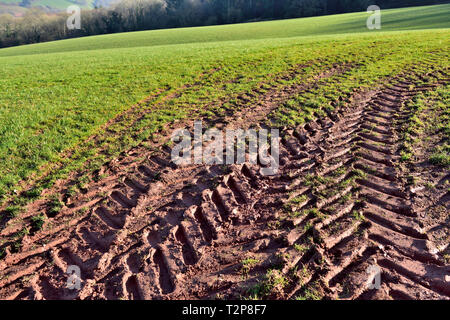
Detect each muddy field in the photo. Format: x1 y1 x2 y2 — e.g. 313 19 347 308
0 59 448 300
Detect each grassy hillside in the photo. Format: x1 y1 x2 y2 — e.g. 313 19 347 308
0 0 114 15
0 4 448 205
0 3 449 57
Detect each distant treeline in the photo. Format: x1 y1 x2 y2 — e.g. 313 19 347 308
0 0 448 48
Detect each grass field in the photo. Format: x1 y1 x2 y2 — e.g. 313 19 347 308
0 4 448 205
1 4 449 57
0 3 449 301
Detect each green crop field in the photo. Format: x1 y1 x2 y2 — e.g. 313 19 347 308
0 4 448 205
1 3 449 57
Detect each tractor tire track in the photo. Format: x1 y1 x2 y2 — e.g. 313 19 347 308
0 60 447 300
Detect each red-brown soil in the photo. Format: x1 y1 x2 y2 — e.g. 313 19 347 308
0 64 448 300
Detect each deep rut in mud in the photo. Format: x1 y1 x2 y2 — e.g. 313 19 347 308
0 64 448 300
